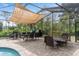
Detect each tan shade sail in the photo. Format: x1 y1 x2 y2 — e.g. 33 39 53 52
10 4 44 24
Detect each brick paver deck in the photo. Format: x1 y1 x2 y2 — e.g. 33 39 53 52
0 37 79 56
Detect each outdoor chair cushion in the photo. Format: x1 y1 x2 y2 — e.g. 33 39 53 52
44 36 58 47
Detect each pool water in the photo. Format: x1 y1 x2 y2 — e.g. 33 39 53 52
0 47 20 56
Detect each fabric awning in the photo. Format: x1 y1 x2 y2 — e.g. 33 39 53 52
10 4 44 24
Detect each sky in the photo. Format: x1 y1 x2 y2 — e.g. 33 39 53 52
0 3 59 27
0 3 58 20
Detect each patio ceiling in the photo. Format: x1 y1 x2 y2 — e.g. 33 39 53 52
43 7 65 12
0 3 79 22
0 3 58 21
43 3 79 13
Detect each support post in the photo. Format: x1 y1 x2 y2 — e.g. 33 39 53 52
51 13 53 37
74 13 77 42
41 19 43 31
69 17 71 41
75 19 77 42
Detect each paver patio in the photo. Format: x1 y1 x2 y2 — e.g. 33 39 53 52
0 37 79 56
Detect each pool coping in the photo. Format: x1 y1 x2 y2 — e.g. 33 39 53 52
0 40 37 56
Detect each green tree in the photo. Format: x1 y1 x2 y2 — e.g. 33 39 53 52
0 22 3 31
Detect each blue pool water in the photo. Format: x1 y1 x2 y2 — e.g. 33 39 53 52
0 47 20 56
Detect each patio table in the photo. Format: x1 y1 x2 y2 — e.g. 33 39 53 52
21 33 29 40
54 37 67 46
54 38 66 42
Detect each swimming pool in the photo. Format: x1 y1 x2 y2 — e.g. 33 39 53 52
0 47 21 56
